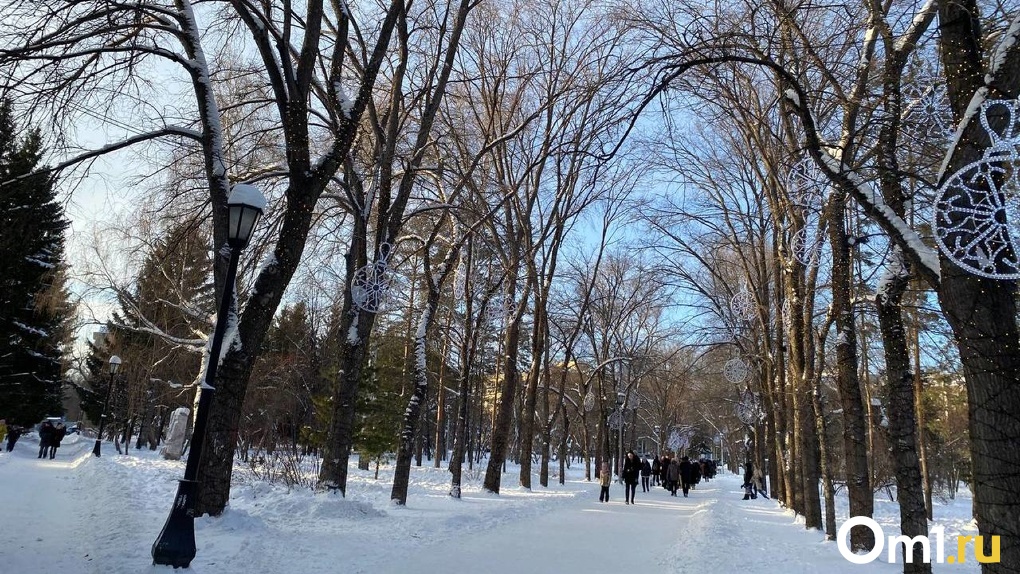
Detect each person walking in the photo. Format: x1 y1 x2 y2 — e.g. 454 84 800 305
640 455 652 492
679 455 695 497
622 451 641 504
598 462 612 503
48 422 67 459
651 455 661 486
6 425 23 452
666 456 681 496
660 455 671 491
37 420 55 459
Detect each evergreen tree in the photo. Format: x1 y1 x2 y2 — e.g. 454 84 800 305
76 220 211 434
0 98 73 425
246 301 323 450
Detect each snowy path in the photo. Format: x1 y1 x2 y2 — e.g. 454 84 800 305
0 434 95 571
0 442 980 574
409 481 706 573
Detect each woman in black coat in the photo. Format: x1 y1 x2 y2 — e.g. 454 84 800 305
678 455 696 497
621 451 642 504
37 421 55 459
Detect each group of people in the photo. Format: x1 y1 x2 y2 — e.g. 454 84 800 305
0 419 66 457
598 451 720 503
36 420 68 459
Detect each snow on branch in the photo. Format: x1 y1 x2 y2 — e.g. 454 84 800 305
0 127 202 185
816 152 941 281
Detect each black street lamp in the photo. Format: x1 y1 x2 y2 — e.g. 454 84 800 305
92 355 122 457
152 184 265 568
615 391 625 483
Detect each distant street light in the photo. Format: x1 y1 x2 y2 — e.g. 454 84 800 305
92 355 121 457
616 391 625 483
151 184 265 568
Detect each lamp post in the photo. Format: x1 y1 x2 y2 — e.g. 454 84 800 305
152 184 265 568
654 425 660 456
92 355 122 457
616 391 625 483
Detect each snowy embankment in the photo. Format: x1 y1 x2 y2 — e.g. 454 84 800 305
0 435 980 573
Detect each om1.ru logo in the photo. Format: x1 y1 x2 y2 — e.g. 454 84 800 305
838 517 1000 564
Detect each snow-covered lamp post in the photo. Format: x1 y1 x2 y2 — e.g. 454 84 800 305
152 184 265 568
91 354 121 457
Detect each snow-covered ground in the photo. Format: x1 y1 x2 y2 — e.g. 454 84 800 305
0 433 981 573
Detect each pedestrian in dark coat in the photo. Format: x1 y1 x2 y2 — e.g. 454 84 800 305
679 455 696 497
6 425 23 452
651 456 661 486
640 456 652 492
660 455 672 491
666 458 681 496
38 420 55 459
622 451 642 504
48 423 67 459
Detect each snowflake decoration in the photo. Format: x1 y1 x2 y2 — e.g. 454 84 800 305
624 390 641 409
786 157 828 210
902 82 954 143
736 390 763 425
583 391 595 412
485 294 514 326
453 261 467 301
723 357 750 384
730 288 756 320
351 261 393 313
781 298 796 331
934 99 1020 279
608 410 623 430
667 429 682 452
790 226 822 266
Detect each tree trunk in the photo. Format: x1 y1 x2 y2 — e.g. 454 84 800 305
483 283 523 494
391 313 433 505
938 266 1020 573
878 250 931 574
912 325 934 520
813 376 837 540
828 190 875 551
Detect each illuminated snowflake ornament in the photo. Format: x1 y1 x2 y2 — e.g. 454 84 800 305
736 390 763 425
583 391 595 412
453 261 467 300
790 226 822 266
723 357 750 384
902 81 954 143
351 243 395 313
730 288 756 320
625 390 641 409
608 410 623 430
786 157 827 210
667 429 682 452
782 298 796 331
934 99 1020 279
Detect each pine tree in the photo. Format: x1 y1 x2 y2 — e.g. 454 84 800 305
89 220 212 435
0 98 73 425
